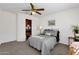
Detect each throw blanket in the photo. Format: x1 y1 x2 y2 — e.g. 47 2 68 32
28 35 57 55
41 36 56 55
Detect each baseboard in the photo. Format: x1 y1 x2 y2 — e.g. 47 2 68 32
0 40 16 44
59 42 68 45
16 39 26 42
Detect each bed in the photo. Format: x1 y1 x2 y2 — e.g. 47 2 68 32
28 29 60 55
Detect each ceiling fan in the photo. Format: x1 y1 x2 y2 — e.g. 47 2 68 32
22 3 44 15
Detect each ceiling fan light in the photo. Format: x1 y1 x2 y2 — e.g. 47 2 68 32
32 11 36 14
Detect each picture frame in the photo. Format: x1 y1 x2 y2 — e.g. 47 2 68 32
48 20 55 26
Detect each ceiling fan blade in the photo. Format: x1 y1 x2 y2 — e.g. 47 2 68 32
22 9 31 11
36 11 41 15
34 8 44 11
30 3 34 9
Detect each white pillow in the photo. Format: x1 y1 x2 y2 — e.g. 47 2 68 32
45 32 51 36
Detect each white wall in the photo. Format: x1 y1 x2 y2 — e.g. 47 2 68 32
0 9 16 44
40 8 79 45
0 7 79 45
17 13 40 41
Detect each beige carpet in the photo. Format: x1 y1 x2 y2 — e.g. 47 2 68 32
0 41 68 55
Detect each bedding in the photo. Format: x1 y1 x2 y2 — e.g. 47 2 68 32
41 36 57 55
28 35 56 55
28 29 60 55
28 36 45 50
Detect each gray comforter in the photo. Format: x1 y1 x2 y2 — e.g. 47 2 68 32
28 35 57 55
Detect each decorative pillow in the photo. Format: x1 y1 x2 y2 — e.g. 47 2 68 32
50 30 57 37
43 29 58 37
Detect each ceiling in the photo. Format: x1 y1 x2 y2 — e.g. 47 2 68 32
0 3 79 16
